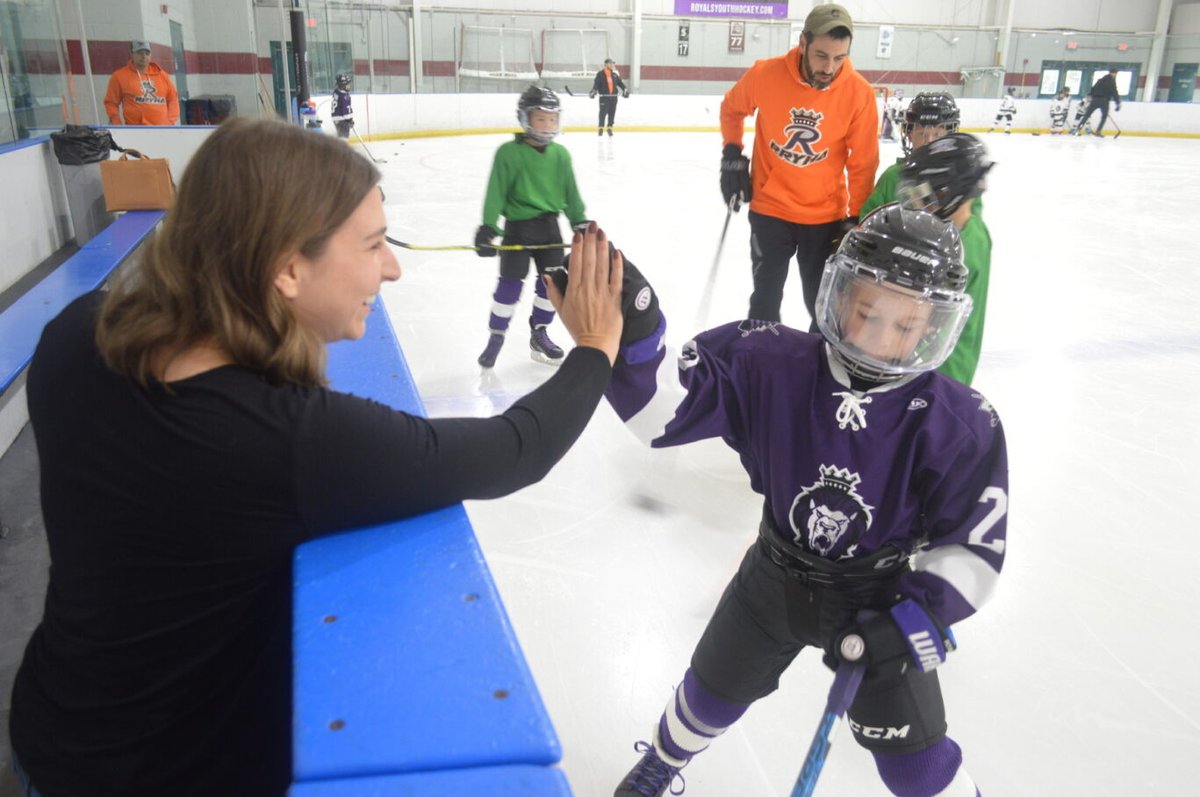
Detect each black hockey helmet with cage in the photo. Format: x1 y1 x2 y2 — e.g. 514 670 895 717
898 132 993 217
517 84 562 144
901 92 960 154
816 205 971 382
336 73 352 90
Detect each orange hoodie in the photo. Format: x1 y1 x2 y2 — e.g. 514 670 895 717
720 49 879 224
104 61 179 125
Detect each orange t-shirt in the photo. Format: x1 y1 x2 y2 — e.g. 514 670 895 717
720 49 879 224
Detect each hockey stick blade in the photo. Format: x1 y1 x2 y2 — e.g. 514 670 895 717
563 85 575 97
352 127 387 164
384 234 569 252
790 663 866 797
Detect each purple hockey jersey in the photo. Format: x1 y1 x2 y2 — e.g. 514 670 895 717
331 89 353 121
605 319 1008 629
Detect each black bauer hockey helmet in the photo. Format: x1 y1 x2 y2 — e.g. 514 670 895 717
901 92 960 154
816 205 972 382
336 73 352 90
517 84 562 144
898 132 993 218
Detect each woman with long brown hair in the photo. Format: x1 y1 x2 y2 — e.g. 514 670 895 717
8 118 624 796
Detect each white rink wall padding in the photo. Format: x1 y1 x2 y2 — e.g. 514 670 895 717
342 94 1200 138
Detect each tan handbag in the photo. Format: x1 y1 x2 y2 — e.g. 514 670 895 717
100 149 176 211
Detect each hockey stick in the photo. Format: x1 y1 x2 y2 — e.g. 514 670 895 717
694 195 738 330
562 85 575 97
384 234 569 252
790 661 866 797
351 126 387 164
1109 113 1121 140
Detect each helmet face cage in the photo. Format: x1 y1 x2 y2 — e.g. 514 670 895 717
336 74 352 90
517 86 562 145
901 92 960 155
816 255 972 382
816 206 971 381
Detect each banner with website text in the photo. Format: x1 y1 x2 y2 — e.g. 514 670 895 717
673 0 789 20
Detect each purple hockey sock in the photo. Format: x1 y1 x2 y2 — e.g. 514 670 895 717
487 277 522 333
873 737 979 797
656 668 750 763
529 273 556 329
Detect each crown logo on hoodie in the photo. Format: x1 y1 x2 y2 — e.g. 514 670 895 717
790 107 824 127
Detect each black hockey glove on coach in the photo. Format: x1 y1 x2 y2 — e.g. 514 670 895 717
547 246 660 352
829 599 956 677
720 143 752 211
474 224 498 258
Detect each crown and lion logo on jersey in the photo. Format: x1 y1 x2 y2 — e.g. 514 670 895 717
788 464 874 556
769 106 828 167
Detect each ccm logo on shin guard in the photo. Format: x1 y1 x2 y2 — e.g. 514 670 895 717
849 718 911 740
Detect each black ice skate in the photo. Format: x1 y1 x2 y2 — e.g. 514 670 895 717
529 326 564 365
614 741 685 797
477 332 505 368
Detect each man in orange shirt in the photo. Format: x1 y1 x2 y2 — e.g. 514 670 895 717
720 4 878 329
104 40 179 126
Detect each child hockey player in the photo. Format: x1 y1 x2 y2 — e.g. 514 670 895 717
860 91 960 218
475 85 588 368
881 88 904 140
987 87 1016 134
1071 95 1092 135
578 206 1007 797
897 133 995 385
1049 88 1071 134
330 73 354 139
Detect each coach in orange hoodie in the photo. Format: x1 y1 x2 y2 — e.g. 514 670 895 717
104 40 179 126
720 4 878 328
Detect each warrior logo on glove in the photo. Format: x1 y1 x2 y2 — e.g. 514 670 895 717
788 465 873 556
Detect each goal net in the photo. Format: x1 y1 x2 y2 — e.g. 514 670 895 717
960 66 1005 99
458 23 538 81
540 29 611 81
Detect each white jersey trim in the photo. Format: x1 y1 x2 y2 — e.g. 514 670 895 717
625 342 684 445
913 543 999 613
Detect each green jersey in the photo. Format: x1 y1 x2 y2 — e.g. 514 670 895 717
481 135 586 233
937 213 992 385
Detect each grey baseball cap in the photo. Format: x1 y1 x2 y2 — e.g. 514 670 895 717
804 4 853 37
131 39 151 53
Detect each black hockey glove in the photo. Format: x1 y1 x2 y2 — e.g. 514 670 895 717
588 89 597 99
720 143 752 211
474 224 498 258
829 600 956 676
622 89 630 99
548 245 661 354
347 118 355 128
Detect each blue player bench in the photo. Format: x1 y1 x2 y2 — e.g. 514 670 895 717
291 303 571 796
0 210 166 395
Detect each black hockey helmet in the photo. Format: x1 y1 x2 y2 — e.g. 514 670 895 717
336 73 352 90
898 132 993 217
517 84 562 144
816 205 971 382
901 92 960 154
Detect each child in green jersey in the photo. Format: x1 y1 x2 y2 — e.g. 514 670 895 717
860 91 961 219
474 85 589 368
896 133 994 386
